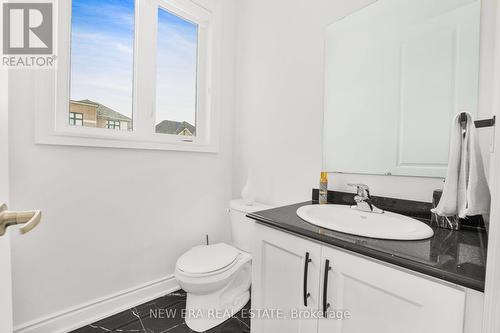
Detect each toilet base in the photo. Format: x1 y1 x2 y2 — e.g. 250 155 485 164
183 261 252 332
185 290 250 332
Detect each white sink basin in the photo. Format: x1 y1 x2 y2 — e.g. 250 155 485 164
296 204 434 240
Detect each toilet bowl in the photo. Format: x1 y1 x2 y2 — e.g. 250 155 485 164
175 243 252 332
175 200 272 332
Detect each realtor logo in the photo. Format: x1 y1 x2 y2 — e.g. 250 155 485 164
3 3 52 54
1 2 55 68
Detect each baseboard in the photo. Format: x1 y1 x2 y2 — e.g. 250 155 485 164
14 275 180 333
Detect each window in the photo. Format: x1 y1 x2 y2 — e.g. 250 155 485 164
40 0 216 151
106 120 121 130
69 0 135 131
155 8 198 137
69 112 83 126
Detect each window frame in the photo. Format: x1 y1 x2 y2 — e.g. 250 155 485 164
35 0 218 153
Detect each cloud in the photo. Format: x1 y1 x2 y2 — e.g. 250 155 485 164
113 42 134 56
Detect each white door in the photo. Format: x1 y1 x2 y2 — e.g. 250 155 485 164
318 246 466 333
0 220 13 333
252 224 321 333
0 65 13 332
0 71 41 333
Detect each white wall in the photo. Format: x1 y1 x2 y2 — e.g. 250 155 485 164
477 0 498 181
7 0 497 329
233 0 496 205
8 0 236 328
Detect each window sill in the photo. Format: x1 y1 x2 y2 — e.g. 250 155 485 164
35 131 219 153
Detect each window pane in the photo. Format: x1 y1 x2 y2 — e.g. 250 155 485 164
155 8 198 137
70 0 134 131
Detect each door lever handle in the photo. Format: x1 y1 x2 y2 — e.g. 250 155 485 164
0 203 42 236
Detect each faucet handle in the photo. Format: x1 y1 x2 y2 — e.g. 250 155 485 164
347 183 370 197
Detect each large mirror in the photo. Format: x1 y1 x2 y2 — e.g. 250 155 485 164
323 0 481 177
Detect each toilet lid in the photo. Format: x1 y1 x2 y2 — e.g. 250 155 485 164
177 243 239 274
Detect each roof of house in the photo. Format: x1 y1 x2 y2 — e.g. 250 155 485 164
75 99 132 122
155 120 196 135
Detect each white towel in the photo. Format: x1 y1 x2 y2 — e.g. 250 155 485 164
432 112 490 218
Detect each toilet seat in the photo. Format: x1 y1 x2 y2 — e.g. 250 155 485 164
176 243 240 276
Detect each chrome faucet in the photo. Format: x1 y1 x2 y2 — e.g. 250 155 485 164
347 184 384 214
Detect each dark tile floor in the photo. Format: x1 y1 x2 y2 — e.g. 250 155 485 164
71 291 250 333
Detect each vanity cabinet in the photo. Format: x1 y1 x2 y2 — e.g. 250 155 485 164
251 224 466 333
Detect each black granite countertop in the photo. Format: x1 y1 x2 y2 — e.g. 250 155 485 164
248 198 488 292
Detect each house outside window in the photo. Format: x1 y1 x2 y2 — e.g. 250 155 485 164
69 100 131 131
155 120 195 136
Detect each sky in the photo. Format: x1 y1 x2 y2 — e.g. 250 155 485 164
70 0 198 127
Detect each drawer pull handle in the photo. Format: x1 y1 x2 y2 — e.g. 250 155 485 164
323 259 332 316
303 252 312 307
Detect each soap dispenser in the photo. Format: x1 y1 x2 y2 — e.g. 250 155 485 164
319 172 328 204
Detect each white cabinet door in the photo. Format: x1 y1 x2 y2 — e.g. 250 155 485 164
252 224 321 333
318 246 466 333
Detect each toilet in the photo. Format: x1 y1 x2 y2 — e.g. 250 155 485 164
175 199 272 332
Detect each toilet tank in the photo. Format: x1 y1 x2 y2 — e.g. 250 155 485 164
229 199 273 253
